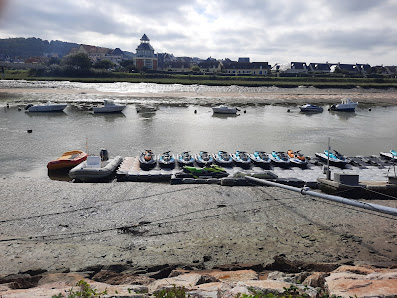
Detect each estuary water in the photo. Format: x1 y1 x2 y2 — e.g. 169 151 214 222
0 80 396 180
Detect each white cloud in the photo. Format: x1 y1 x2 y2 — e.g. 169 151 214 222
0 0 396 65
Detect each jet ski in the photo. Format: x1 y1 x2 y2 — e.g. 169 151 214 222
139 150 157 170
270 151 290 167
177 151 195 166
232 150 251 168
315 150 348 167
250 151 271 167
195 151 214 167
380 150 397 160
158 151 175 168
287 150 308 168
179 164 229 179
213 151 233 166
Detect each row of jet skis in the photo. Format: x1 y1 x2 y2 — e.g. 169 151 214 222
139 150 311 170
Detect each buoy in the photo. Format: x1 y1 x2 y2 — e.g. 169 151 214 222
27 129 32 133
6 103 9 108
368 108 371 111
287 109 290 112
18 108 21 111
194 110 197 114
244 110 246 113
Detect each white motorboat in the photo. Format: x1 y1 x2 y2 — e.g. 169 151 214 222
299 104 323 113
330 98 358 112
25 102 67 112
93 99 126 113
69 153 123 182
212 106 238 114
380 150 397 160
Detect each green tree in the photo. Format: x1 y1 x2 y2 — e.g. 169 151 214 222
191 65 200 72
61 53 92 70
93 59 115 69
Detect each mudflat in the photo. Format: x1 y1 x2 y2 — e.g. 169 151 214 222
1 177 396 275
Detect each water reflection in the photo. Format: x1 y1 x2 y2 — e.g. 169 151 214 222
91 112 125 122
329 111 357 120
212 113 240 119
26 111 67 117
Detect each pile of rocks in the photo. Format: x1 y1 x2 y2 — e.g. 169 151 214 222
0 256 396 297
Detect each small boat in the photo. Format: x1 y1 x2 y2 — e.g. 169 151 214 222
212 106 238 114
232 151 251 168
195 151 214 167
158 151 175 168
299 104 323 113
270 151 290 167
139 150 157 170
25 102 67 112
287 150 308 167
380 150 397 160
136 104 157 113
47 150 88 170
315 150 349 167
250 151 271 167
93 99 126 113
69 152 123 182
330 98 358 112
177 151 195 166
213 151 233 166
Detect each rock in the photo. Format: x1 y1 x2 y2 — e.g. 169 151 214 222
188 282 233 298
148 273 209 293
92 270 155 285
205 269 258 283
326 268 397 297
267 271 310 284
213 263 265 272
303 272 329 288
168 269 191 278
236 280 293 295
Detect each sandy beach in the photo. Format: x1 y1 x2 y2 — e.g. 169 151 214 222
1 177 396 276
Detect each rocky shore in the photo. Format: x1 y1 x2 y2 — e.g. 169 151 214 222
1 256 396 297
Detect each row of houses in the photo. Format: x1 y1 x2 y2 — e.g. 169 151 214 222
2 34 397 76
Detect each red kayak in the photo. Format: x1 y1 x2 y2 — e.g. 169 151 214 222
47 150 88 170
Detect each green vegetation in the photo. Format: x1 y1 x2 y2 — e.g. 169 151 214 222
52 280 107 298
154 285 189 298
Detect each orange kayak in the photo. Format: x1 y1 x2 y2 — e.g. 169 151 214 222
47 150 88 170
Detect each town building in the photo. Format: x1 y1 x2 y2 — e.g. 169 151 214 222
133 34 158 71
224 62 270 75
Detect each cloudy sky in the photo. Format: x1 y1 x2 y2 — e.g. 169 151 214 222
0 0 396 66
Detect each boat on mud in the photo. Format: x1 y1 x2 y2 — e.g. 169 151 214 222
195 151 214 167
315 150 349 167
213 151 233 166
139 150 157 170
47 150 88 171
250 151 271 167
212 106 239 114
69 151 123 182
232 151 251 168
287 150 308 167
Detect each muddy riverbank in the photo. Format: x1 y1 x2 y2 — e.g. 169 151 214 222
1 177 396 276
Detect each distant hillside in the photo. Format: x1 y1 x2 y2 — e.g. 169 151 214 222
0 37 80 59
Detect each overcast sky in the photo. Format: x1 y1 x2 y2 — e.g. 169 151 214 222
0 0 396 66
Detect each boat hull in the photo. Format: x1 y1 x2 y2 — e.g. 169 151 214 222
69 156 123 182
212 106 237 114
27 104 67 112
315 152 347 168
93 106 126 113
47 150 88 170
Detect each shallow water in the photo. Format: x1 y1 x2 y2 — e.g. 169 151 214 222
0 81 396 180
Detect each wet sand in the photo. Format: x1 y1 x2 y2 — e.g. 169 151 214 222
0 177 396 275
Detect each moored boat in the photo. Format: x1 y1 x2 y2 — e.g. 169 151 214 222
25 102 67 112
93 99 126 113
270 151 290 167
158 151 175 168
380 150 397 160
232 150 251 168
69 153 123 182
213 150 233 166
212 106 238 114
330 98 358 112
47 150 88 170
250 151 271 167
139 150 157 170
315 150 349 167
195 151 214 167
299 104 323 113
177 151 195 166
287 150 308 167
